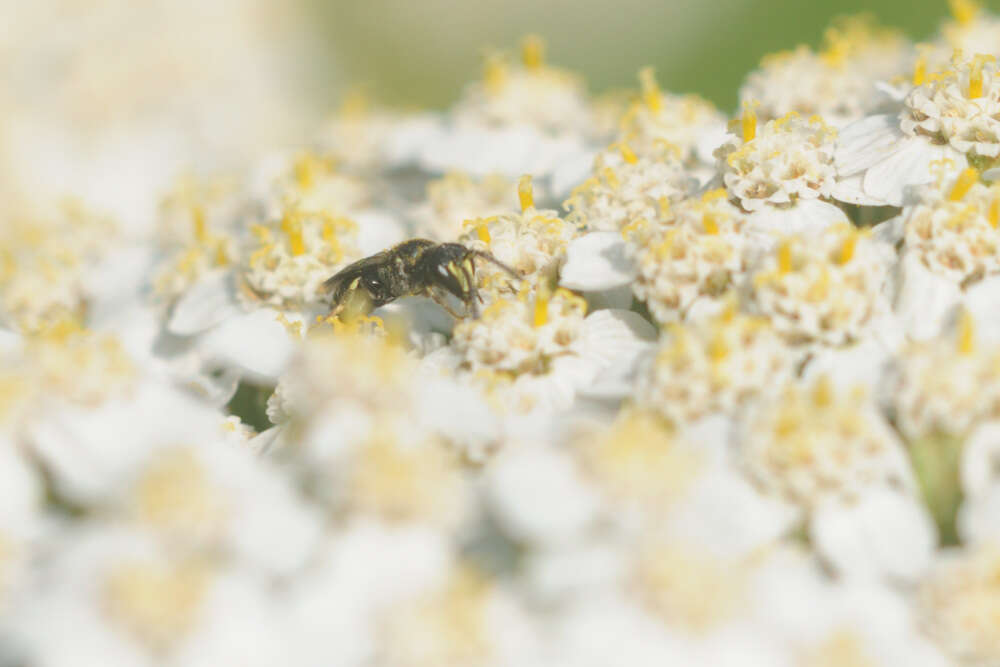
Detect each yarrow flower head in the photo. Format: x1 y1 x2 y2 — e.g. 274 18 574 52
716 111 838 212
577 409 703 510
635 306 795 426
901 53 1000 162
885 312 1000 440
412 172 516 242
627 190 748 323
239 205 360 309
739 377 914 508
0 200 116 332
454 36 597 137
740 16 913 128
745 224 892 345
459 176 577 279
617 67 727 166
901 167 1000 285
564 142 696 232
916 541 1000 665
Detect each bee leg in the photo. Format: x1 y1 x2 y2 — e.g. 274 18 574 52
428 289 468 319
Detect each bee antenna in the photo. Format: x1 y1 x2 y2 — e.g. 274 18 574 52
472 250 520 279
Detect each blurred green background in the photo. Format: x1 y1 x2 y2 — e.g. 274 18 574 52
311 0 998 113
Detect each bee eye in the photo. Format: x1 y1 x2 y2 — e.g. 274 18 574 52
363 275 382 292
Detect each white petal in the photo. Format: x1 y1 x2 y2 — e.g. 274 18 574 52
167 270 241 336
960 420 1000 499
894 252 961 340
744 199 846 250
560 232 635 291
958 484 1000 545
486 447 600 546
550 149 597 199
578 309 657 369
957 275 1000 345
835 114 905 177
871 215 904 246
353 209 407 255
864 140 964 207
830 173 892 206
801 336 895 393
811 490 936 583
382 113 444 166
199 308 297 382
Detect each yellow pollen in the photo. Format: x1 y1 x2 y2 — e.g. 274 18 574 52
483 53 508 93
777 240 793 274
702 213 719 235
707 330 729 362
658 197 671 217
521 34 545 69
280 213 306 256
812 375 834 408
602 167 620 188
191 206 208 244
958 310 976 356
741 101 758 143
968 55 993 99
533 289 550 327
475 221 491 244
949 167 979 201
213 241 229 266
913 55 928 86
518 175 534 211
838 233 857 265
638 67 662 112
949 0 981 26
618 142 639 164
990 196 1000 228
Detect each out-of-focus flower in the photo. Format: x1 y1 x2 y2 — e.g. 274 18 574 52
739 377 935 581
740 16 914 128
894 169 1000 338
617 67 728 171
744 224 893 345
916 541 1000 665
417 37 601 184
635 307 796 426
411 172 516 242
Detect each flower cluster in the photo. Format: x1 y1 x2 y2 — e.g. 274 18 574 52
8 5 1000 666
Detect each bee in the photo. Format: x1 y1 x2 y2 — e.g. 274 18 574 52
324 239 519 318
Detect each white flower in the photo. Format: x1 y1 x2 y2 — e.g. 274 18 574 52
457 176 577 279
738 377 934 581
884 312 1000 440
0 200 119 332
418 37 599 180
374 567 541 667
715 111 849 241
744 224 893 345
440 286 654 413
411 172 516 241
617 67 728 168
834 53 1000 206
916 542 1000 665
739 17 914 128
564 143 696 232
627 190 749 323
636 308 796 426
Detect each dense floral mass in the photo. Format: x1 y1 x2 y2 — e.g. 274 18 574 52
6 1 1000 665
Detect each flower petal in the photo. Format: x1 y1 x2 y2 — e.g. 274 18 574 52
560 232 635 291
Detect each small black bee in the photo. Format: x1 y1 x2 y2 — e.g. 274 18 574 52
324 239 519 318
